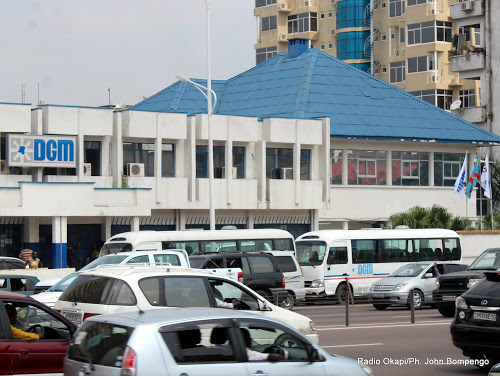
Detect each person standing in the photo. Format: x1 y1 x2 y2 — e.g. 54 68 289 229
28 251 43 269
19 244 33 264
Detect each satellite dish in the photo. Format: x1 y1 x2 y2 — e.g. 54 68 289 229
450 100 462 110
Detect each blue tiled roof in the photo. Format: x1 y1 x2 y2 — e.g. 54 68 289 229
130 46 500 144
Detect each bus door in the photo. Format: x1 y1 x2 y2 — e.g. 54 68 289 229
324 242 349 296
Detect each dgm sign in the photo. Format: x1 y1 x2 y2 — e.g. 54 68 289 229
7 134 76 168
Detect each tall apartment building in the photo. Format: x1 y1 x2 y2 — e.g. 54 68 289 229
254 0 480 114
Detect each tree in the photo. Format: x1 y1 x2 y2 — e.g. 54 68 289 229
491 160 500 210
389 205 471 230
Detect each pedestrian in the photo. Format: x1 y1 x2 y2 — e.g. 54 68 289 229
86 249 99 265
67 246 75 268
19 244 33 264
28 251 43 269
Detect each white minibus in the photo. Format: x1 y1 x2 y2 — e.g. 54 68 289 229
100 229 295 257
294 228 462 302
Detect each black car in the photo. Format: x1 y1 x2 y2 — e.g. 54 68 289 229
189 252 287 303
451 270 500 366
433 248 500 317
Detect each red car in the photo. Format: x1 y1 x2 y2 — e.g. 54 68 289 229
0 291 77 374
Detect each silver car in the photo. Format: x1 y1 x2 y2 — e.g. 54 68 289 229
367 261 467 310
64 308 373 376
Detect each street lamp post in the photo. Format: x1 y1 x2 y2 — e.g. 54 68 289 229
175 75 217 231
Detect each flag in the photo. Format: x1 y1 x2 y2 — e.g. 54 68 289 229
454 152 468 199
481 152 492 199
466 154 481 199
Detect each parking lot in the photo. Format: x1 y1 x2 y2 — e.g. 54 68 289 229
295 302 492 376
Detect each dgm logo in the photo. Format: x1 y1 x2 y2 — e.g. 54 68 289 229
358 264 373 275
7 134 76 168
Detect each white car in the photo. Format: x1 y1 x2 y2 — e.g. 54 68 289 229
53 265 319 343
64 308 372 376
33 250 190 308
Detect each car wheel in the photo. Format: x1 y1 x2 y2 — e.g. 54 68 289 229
279 292 295 310
407 290 423 310
336 283 350 304
437 304 455 317
373 304 389 310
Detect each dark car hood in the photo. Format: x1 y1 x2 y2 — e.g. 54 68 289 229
438 270 487 280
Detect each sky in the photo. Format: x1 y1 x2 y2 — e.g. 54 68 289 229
0 1 256 107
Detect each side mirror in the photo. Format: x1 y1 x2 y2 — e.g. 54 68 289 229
306 344 323 362
424 273 433 278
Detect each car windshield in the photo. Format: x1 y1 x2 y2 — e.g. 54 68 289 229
295 241 326 266
469 251 500 271
99 243 133 256
47 273 79 292
80 255 129 271
390 264 428 277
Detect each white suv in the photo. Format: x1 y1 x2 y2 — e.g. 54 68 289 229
53 265 318 343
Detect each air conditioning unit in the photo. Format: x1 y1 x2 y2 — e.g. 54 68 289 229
462 1 474 11
304 0 312 6
431 75 442 83
0 160 9 175
83 163 92 176
452 77 462 85
278 33 287 41
222 167 238 179
127 163 145 177
274 167 293 180
393 49 399 56
278 2 287 10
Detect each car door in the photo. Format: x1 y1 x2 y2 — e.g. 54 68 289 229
2 298 76 374
0 303 13 374
159 320 246 376
420 265 438 298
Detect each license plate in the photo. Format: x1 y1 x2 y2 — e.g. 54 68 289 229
373 293 385 298
61 310 84 325
442 295 456 302
473 311 497 322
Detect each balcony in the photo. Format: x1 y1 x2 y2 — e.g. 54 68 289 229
451 106 487 124
449 51 485 79
267 179 322 209
450 0 483 20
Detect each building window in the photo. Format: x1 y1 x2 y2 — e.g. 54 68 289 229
392 152 429 186
261 16 277 32
321 44 325 50
349 150 386 185
408 21 451 45
336 31 371 60
400 28 405 43
331 149 342 185
382 66 387 73
410 89 452 110
434 153 465 187
408 0 435 5
389 0 405 17
390 61 405 83
320 12 325 19
300 149 311 180
255 0 276 7
123 142 156 177
84 141 101 176
459 90 476 108
288 13 318 33
407 56 436 73
328 42 333 49
256 46 277 64
267 148 293 179
328 11 333 17
233 146 245 179
196 145 223 178
161 144 175 178
381 34 387 41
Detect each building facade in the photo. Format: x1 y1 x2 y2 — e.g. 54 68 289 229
0 39 498 269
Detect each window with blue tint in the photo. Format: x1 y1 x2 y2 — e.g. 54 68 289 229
392 151 429 186
162 143 175 177
336 31 370 60
389 0 405 17
196 145 225 178
233 146 245 179
288 13 317 33
300 149 311 180
255 0 276 7
256 46 277 65
350 63 371 72
262 16 277 31
434 153 465 187
84 141 101 176
266 148 293 179
336 0 369 29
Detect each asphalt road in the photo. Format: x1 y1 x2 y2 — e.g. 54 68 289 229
294 302 493 376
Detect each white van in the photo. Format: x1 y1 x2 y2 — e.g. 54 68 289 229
264 250 305 309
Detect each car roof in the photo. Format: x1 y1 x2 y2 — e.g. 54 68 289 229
0 256 24 261
0 274 39 279
0 291 36 300
77 265 218 281
190 252 272 258
101 250 186 257
84 307 282 327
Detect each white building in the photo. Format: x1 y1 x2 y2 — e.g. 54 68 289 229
0 39 498 268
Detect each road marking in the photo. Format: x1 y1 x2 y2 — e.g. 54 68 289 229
391 314 445 318
322 343 384 348
316 319 450 328
317 321 450 330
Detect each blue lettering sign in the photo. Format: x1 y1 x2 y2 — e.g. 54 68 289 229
58 140 74 162
357 264 374 275
34 139 45 161
46 140 57 161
